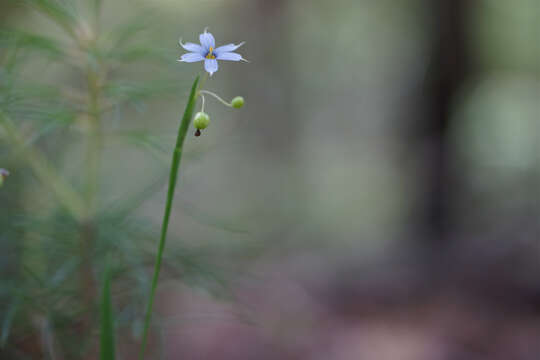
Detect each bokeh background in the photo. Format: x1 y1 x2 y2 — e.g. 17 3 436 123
1 0 539 359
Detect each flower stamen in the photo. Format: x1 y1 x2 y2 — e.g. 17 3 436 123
206 47 216 59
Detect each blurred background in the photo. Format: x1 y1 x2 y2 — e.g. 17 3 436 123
0 0 539 359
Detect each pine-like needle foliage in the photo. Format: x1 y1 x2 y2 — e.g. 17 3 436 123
0 1 235 358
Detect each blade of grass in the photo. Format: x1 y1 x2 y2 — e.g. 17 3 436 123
139 75 200 358
100 261 115 360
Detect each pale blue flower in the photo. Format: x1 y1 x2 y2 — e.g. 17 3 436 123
179 28 246 76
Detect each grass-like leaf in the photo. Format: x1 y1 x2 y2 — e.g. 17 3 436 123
139 75 200 359
100 262 115 360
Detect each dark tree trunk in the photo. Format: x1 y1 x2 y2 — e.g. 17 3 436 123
419 0 472 248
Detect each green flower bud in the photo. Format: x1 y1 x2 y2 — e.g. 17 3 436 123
193 112 210 130
231 96 245 109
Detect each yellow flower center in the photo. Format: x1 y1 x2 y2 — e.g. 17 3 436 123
206 47 216 59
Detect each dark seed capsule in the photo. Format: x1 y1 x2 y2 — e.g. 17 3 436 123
195 129 201 137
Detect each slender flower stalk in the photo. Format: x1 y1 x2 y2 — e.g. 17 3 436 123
200 94 206 112
199 90 235 108
139 76 200 359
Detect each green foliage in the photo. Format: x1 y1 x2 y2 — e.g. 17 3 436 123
0 29 65 59
0 1 234 358
22 0 79 36
100 262 115 360
139 75 200 359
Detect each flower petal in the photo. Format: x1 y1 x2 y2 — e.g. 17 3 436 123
199 30 215 50
214 42 245 55
179 52 204 63
179 39 204 54
216 52 244 61
204 58 218 75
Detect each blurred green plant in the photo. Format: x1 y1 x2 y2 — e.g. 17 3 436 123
100 260 115 360
0 0 240 358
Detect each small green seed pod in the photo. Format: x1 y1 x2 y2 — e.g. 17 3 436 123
193 112 210 130
231 96 245 109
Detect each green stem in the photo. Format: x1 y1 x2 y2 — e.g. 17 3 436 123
100 256 115 360
198 73 209 93
77 46 104 330
139 75 200 358
85 67 103 218
198 90 233 108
